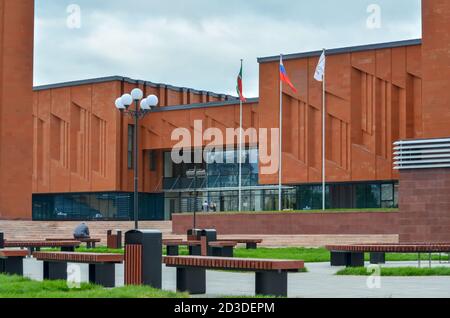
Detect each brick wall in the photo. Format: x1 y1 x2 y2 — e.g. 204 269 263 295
172 211 399 235
399 169 450 243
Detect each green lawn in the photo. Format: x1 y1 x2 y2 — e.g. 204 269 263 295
0 275 187 298
234 248 449 263
74 247 124 254
62 247 450 264
336 267 450 276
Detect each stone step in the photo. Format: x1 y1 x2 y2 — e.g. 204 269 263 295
0 220 399 247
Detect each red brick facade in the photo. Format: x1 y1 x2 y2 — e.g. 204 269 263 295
399 169 450 243
172 211 399 235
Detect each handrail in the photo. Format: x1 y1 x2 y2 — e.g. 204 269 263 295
170 175 181 191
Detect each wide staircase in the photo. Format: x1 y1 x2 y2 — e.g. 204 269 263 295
0 220 399 247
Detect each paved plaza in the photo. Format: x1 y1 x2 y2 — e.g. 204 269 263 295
22 259 450 298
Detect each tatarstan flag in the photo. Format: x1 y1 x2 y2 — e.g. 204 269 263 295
236 60 246 102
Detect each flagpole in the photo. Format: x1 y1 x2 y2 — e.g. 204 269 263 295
239 59 243 212
322 49 326 211
279 55 283 211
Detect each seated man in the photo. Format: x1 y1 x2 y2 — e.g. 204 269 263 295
73 222 90 239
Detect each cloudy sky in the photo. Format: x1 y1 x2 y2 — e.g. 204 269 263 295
34 0 422 97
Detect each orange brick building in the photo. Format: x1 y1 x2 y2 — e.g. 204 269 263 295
0 0 34 220
1 0 449 220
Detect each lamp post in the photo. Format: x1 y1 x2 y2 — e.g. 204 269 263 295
115 88 159 230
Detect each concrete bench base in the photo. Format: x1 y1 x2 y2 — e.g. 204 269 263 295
0 257 24 276
43 261 116 287
88 263 116 287
211 246 234 257
246 242 258 249
330 251 364 267
188 245 202 256
370 252 386 264
255 271 288 297
175 267 288 297
176 267 206 294
167 245 180 256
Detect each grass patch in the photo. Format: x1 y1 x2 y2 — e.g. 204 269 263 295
50 247 449 264
233 248 449 263
234 248 329 263
0 274 187 298
76 247 124 254
336 266 450 277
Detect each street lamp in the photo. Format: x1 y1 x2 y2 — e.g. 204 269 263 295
115 88 159 229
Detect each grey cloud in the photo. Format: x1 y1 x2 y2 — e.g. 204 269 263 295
34 0 422 97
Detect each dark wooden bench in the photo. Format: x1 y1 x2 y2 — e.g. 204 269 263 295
164 240 202 256
0 250 28 276
4 240 81 255
163 256 304 297
218 238 263 249
326 243 450 267
164 240 237 257
33 252 123 287
46 238 101 249
208 241 237 257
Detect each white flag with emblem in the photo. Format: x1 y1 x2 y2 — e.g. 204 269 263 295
314 51 326 82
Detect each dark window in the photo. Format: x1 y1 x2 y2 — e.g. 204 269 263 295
32 192 164 221
149 150 157 171
128 125 134 169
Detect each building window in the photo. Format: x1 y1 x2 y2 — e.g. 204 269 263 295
149 150 157 171
32 192 165 221
128 125 134 169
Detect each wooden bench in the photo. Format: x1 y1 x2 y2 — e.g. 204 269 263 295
46 238 101 249
163 256 304 297
326 243 450 267
33 252 123 287
218 238 263 249
208 241 237 257
4 240 81 255
164 240 202 256
164 240 237 257
0 250 28 276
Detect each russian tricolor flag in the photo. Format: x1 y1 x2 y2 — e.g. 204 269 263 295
279 56 297 94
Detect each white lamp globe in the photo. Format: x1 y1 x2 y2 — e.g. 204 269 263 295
115 97 125 110
140 98 150 110
131 88 144 101
121 93 133 107
147 95 159 107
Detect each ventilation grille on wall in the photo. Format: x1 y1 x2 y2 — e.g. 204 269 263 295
393 138 450 170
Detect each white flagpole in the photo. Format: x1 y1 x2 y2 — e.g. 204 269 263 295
239 59 243 212
279 55 283 211
322 49 326 211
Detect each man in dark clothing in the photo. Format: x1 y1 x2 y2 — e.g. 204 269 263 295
73 223 90 239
